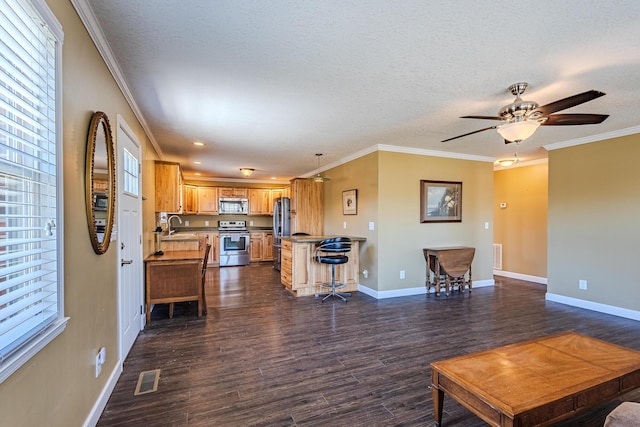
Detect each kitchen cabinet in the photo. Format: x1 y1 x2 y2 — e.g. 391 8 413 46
218 187 248 198
289 178 323 235
183 185 198 214
248 188 272 215
197 232 220 266
197 187 218 214
155 161 183 213
249 231 273 262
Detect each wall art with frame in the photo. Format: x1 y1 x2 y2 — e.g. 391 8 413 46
342 189 357 215
420 180 462 223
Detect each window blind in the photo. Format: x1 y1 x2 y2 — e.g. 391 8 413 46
0 0 59 365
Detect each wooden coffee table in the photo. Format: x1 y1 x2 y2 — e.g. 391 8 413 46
431 332 640 426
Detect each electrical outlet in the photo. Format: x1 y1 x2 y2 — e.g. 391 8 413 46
368 222 375 231
400 270 405 279
205 221 209 226
579 280 587 290
95 347 106 378
343 221 347 229
95 353 101 378
362 269 368 279
185 220 189 227
249 220 253 226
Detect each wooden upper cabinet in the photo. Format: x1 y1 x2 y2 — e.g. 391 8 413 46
155 161 183 213
290 178 323 235
248 188 273 215
218 187 248 198
197 187 219 214
183 185 198 214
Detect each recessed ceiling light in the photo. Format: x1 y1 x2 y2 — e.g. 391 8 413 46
193 161 202 165
193 142 204 146
194 172 201 176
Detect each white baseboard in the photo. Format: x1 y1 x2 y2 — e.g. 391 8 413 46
545 293 640 322
83 360 123 427
493 270 548 285
358 279 494 299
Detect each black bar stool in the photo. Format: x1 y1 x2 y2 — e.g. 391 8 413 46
314 237 351 303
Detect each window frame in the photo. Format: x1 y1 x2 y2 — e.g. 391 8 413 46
0 0 67 384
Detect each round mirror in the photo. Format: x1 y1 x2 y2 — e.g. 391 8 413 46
85 111 116 254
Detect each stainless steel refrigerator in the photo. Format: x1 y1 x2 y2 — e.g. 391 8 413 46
272 197 290 271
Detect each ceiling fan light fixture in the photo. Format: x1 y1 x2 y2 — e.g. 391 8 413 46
239 168 254 177
498 159 516 167
497 120 540 143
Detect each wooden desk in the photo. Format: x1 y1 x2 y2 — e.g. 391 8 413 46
144 250 203 322
431 332 640 426
423 246 474 296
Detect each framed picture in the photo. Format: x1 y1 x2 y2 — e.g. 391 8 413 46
420 180 462 223
342 189 357 215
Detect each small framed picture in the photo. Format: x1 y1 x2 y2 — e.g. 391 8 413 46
342 189 357 215
420 180 462 223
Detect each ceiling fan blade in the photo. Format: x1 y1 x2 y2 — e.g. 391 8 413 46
441 125 498 142
535 90 605 115
542 113 609 126
461 115 503 121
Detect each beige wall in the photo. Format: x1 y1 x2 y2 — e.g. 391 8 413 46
323 151 494 293
494 162 548 278
324 152 379 288
548 134 640 310
0 1 157 425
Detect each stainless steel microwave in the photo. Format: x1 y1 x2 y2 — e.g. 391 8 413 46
94 193 108 211
219 198 248 214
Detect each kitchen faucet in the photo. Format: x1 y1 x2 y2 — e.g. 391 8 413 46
167 215 182 235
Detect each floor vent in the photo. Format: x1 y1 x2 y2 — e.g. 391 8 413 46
493 244 503 270
134 369 160 396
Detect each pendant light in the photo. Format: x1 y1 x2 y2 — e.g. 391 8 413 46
309 153 330 182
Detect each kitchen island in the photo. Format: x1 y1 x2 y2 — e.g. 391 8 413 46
280 235 366 297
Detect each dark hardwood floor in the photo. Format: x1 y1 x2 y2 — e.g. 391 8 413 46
97 264 640 426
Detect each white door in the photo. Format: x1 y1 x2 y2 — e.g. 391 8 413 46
117 116 144 360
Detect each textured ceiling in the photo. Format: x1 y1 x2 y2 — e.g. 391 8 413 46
81 0 640 181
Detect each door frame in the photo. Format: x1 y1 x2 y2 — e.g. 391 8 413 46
116 114 144 361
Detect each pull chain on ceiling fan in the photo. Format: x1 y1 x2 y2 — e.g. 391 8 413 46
442 82 609 144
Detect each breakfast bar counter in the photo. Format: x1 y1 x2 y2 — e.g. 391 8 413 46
280 235 366 297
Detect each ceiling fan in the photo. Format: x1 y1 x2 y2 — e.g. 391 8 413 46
442 82 609 144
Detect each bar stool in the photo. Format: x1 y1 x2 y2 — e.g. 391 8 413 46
314 237 352 303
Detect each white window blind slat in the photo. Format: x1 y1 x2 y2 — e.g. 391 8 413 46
0 271 55 306
0 0 63 380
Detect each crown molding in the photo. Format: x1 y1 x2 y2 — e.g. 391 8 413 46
70 0 163 158
544 125 640 152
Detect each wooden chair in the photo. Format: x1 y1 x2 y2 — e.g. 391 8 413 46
201 244 211 315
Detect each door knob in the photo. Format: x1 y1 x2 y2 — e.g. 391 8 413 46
121 259 133 266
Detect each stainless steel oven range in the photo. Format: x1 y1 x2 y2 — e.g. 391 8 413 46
218 220 250 266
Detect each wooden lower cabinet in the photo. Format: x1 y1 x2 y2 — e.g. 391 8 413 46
280 239 360 297
250 231 273 262
197 232 220 266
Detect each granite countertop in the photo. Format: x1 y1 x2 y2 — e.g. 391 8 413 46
281 235 366 243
